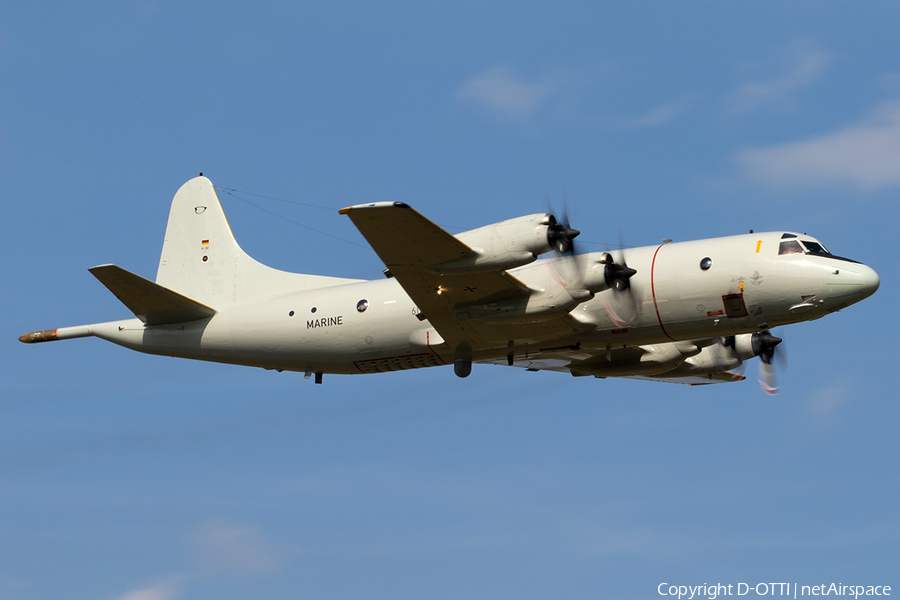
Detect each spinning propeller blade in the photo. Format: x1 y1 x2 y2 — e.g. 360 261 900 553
713 332 784 392
546 207 580 256
545 202 585 288
754 331 785 395
599 237 641 327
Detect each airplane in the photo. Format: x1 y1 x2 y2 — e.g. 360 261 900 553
19 176 880 393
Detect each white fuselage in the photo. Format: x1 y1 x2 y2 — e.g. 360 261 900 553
86 231 879 376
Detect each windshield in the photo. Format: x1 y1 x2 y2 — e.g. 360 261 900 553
778 236 859 263
778 240 804 255
801 240 831 255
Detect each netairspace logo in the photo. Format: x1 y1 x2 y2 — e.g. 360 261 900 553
657 583 892 599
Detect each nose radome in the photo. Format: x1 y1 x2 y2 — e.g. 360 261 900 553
859 264 880 298
826 263 880 310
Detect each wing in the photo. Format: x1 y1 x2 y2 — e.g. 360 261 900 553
623 371 747 386
480 340 747 385
341 202 585 352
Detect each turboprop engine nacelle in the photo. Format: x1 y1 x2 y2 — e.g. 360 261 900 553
453 285 594 324
668 332 779 375
429 213 575 274
452 256 608 325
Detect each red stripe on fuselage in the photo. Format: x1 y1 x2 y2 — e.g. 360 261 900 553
650 244 676 341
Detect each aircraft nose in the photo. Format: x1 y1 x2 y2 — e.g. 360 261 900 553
824 262 880 311
858 263 880 297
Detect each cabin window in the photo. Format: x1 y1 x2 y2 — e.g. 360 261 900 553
357 299 369 313
700 257 712 270
778 240 804 255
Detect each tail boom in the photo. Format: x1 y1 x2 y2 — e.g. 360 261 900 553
19 325 93 344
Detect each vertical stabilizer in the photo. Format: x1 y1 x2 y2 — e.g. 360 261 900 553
156 177 242 306
156 177 359 307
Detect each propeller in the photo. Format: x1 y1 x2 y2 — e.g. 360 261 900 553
602 252 637 292
543 204 640 327
711 332 785 393
753 330 785 395
598 237 641 327
546 209 580 255
544 202 585 289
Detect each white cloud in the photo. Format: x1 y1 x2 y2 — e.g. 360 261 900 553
113 520 277 600
737 101 900 189
808 384 848 417
616 93 701 128
727 41 830 113
113 581 179 600
456 67 556 119
191 520 279 575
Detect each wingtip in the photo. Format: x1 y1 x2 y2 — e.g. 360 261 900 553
340 202 411 215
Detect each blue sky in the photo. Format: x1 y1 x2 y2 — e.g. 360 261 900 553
2 3 898 599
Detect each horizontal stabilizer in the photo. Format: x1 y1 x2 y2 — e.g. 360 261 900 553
89 264 216 325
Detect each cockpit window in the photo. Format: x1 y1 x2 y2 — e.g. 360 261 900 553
778 240 804 255
801 240 831 256
778 236 860 263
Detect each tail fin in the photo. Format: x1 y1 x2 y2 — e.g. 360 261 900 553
156 177 359 307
